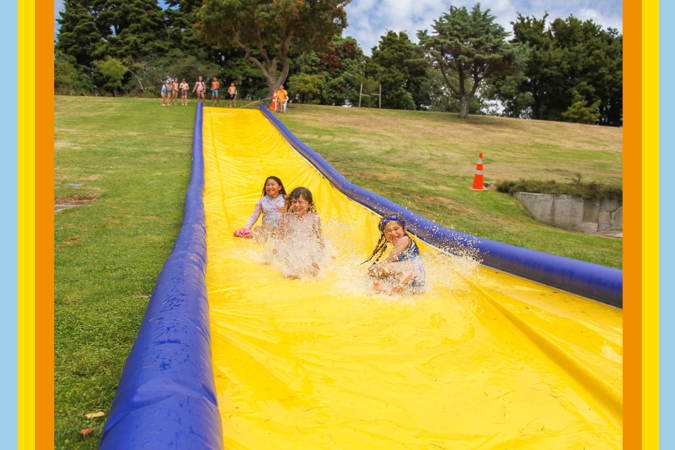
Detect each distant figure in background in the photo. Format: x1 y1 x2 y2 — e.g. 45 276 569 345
211 77 220 107
228 82 238 107
277 85 288 113
171 78 179 105
160 81 167 106
193 76 206 102
271 90 277 111
179 79 189 106
166 78 173 105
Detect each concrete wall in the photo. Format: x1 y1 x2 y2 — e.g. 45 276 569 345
514 193 622 234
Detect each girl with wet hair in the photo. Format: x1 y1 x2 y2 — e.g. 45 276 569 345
364 214 425 294
234 176 287 242
273 187 325 278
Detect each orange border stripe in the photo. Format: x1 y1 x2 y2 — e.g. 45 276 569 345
36 0 54 446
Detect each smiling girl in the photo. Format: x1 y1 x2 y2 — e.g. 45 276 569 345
234 176 287 241
273 187 325 279
364 214 425 294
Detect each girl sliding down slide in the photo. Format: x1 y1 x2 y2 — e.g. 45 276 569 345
272 187 325 279
363 214 425 294
234 176 287 242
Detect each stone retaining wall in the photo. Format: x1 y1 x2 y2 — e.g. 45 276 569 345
513 193 622 234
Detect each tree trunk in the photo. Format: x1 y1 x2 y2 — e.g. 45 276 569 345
459 96 470 118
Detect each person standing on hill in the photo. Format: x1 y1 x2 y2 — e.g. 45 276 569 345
179 79 189 106
211 77 220 107
277 85 288 113
160 81 167 106
193 76 206 102
166 78 173 105
171 78 179 106
228 82 238 107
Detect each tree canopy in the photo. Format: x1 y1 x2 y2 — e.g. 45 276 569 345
367 31 427 110
418 3 526 118
198 0 350 96
54 0 622 126
496 13 623 125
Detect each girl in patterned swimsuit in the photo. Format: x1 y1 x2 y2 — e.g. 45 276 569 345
364 214 425 294
238 176 287 242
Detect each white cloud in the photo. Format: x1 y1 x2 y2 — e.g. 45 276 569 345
344 0 622 55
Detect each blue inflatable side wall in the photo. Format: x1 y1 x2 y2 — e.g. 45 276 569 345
260 105 623 308
100 104 223 449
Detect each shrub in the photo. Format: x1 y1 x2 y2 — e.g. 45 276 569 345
494 178 622 200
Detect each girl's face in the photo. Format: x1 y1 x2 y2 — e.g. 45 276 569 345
265 179 282 198
290 195 310 216
383 221 406 244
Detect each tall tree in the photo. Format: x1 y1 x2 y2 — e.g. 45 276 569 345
55 0 102 69
418 3 526 118
367 31 427 110
510 14 622 125
94 0 168 61
292 36 366 106
198 0 350 96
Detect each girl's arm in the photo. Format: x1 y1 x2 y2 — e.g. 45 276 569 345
367 236 410 277
244 199 264 229
383 236 411 262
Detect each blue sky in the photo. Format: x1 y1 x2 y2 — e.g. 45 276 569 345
54 0 623 55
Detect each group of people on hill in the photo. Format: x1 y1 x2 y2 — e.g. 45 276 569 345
161 76 238 107
233 176 425 294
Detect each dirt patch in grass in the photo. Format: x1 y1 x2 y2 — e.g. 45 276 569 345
55 194 99 204
56 236 81 249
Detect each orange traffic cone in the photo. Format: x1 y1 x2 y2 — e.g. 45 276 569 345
470 152 488 191
272 90 278 111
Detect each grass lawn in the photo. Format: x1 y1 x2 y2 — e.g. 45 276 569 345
54 97 622 448
55 97 196 448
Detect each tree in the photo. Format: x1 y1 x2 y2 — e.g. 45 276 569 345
198 0 350 96
288 73 325 104
291 36 367 106
54 52 80 94
510 14 622 125
419 67 486 114
562 90 601 124
55 0 102 69
94 0 168 61
368 31 427 110
418 3 526 118
94 58 128 96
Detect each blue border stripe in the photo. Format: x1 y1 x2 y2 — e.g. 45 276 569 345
661 0 671 444
260 105 623 307
100 104 223 450
2 1 18 446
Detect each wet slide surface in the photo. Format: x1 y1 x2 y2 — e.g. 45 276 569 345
202 108 622 449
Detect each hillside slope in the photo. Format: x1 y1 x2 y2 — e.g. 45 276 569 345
278 105 622 268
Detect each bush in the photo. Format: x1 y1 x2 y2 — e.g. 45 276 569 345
494 178 622 200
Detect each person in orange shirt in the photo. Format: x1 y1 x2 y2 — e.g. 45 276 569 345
276 85 288 113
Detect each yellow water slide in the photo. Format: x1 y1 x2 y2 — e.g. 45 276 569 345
202 107 622 449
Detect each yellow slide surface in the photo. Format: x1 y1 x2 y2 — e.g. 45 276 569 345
202 108 622 449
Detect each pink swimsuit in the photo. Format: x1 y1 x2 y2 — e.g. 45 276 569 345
245 195 286 229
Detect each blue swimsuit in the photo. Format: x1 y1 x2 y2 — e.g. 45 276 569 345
397 237 425 292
